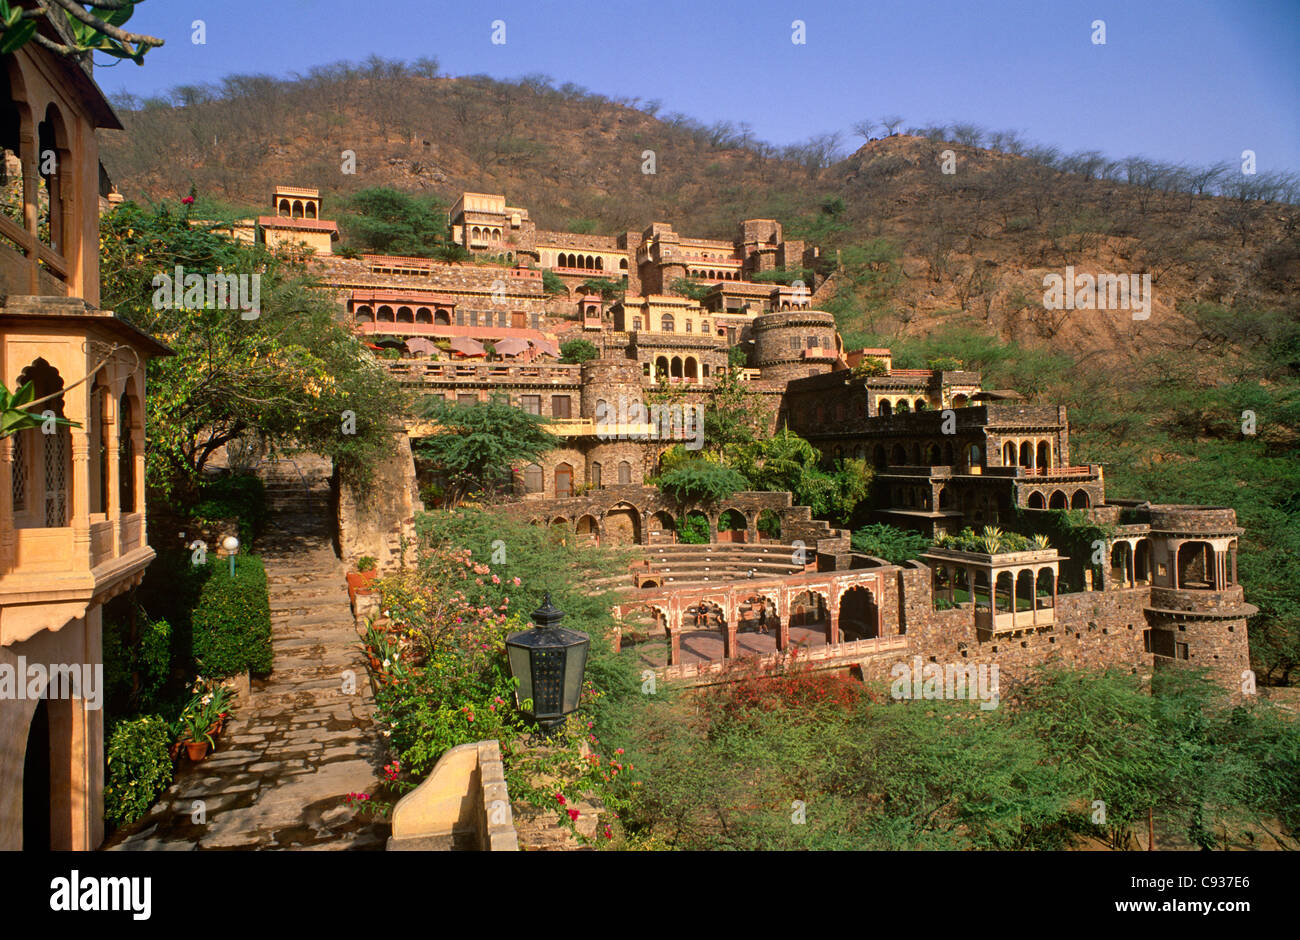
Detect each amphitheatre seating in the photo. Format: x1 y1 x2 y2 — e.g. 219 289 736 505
635 542 810 589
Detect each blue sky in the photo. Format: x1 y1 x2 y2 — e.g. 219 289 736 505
96 0 1300 172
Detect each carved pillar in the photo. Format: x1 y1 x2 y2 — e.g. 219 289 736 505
669 629 680 666
105 391 121 557
0 436 13 571
20 125 37 291
70 431 91 570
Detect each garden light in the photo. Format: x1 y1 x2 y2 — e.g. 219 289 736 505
505 593 590 736
222 534 239 577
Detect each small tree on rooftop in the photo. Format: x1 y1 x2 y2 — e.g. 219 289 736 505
656 459 748 505
414 394 556 507
559 339 600 364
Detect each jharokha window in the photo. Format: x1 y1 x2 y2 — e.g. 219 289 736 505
10 359 72 528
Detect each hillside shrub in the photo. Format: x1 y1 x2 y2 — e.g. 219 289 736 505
103 716 173 827
192 555 272 677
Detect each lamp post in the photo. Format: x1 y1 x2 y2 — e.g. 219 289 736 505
505 593 590 736
222 534 239 577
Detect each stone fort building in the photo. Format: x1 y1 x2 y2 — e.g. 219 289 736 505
262 185 1254 695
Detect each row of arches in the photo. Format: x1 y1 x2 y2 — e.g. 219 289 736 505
276 198 318 219
469 226 504 245
2 60 73 265
876 397 931 416
1025 489 1092 509
554 253 629 272
687 268 740 281
646 356 706 382
8 357 144 529
522 459 635 497
355 304 455 325
534 505 787 547
620 583 883 667
1000 438 1055 470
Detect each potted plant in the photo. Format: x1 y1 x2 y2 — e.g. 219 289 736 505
347 556 379 601
183 711 214 761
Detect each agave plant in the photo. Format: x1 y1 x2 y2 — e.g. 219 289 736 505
1031 533 1051 550
977 526 1005 554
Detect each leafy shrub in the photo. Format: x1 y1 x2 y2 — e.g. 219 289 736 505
926 356 964 371
677 512 711 544
192 555 272 677
103 614 172 715
542 269 568 295
851 523 932 563
559 339 600 364
851 357 888 377
103 716 173 827
189 472 266 543
656 459 747 504
357 555 377 572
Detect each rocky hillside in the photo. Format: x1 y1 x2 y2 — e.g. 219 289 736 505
99 65 1299 364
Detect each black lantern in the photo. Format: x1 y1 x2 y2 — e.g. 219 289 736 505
505 593 590 734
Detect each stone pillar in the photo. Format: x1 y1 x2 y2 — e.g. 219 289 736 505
827 605 839 646
777 613 789 651
668 630 680 666
47 608 105 850
106 392 121 557
70 432 91 570
0 436 13 570
725 620 736 659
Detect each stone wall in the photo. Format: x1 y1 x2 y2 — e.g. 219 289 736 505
387 740 518 851
338 433 423 572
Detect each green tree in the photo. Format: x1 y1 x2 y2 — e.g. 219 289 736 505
99 201 408 495
559 339 600 364
338 188 466 260
656 459 748 505
414 394 556 506
542 269 568 296
669 278 711 302
577 277 624 300
0 0 163 61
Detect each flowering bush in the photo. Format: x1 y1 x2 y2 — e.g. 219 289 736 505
346 508 646 847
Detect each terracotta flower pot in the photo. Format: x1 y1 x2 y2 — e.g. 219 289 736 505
347 569 379 602
185 741 210 761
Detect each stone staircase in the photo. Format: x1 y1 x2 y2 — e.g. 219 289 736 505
106 453 390 850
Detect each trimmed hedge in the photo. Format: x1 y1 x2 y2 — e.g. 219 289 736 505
103 716 173 827
192 554 272 678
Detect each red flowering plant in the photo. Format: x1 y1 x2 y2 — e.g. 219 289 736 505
344 509 645 845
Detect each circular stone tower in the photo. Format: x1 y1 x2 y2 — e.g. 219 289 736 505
1143 505 1254 691
752 310 840 382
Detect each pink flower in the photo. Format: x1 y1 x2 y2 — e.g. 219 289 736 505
512 577 521 586
567 809 580 822
555 793 566 805
181 195 194 205
604 827 612 840
491 574 501 584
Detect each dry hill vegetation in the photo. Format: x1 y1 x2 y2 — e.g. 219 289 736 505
99 59 1300 682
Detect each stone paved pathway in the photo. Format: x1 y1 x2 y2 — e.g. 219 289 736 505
105 455 389 850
